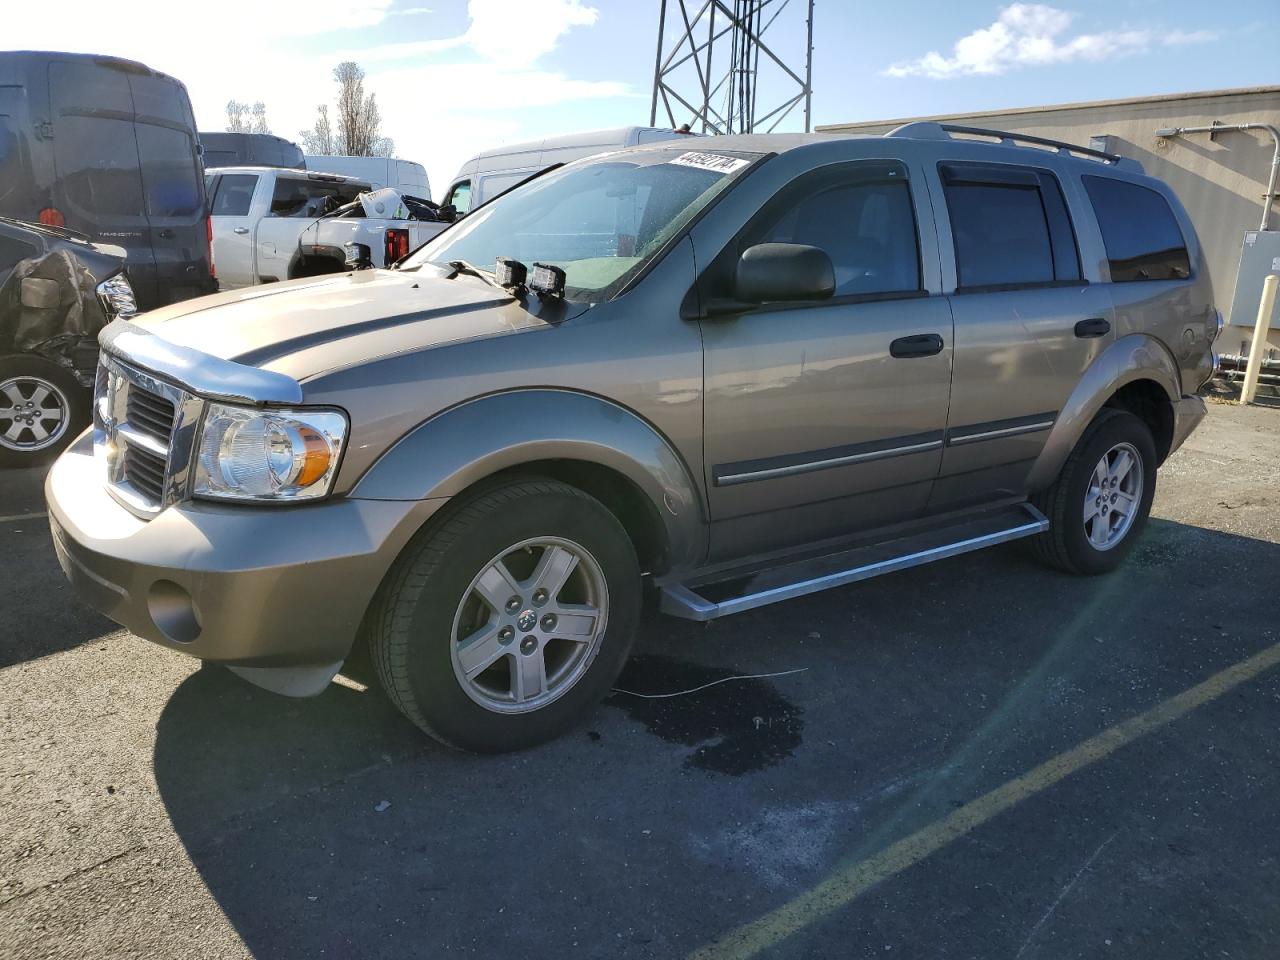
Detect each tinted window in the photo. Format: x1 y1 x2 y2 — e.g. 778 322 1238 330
755 176 921 296
269 178 359 217
203 149 238 168
447 180 471 213
127 74 191 126
54 116 145 217
1083 176 1191 282
136 124 201 217
210 174 258 216
943 165 1080 289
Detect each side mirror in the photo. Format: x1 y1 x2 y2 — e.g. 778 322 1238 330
344 241 373 271
734 243 835 304
437 204 458 223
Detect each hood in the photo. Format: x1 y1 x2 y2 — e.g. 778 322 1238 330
134 269 573 383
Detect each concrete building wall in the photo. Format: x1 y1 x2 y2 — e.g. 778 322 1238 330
819 86 1280 353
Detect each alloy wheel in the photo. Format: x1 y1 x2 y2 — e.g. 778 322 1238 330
449 536 610 714
0 375 70 452
1083 441 1143 551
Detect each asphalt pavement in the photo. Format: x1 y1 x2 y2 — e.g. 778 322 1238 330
1 400 1278 960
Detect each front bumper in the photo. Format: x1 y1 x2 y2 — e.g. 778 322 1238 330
1168 393 1207 458
46 433 444 693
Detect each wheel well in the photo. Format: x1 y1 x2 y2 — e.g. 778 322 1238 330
480 459 669 575
1104 379 1174 463
288 253 345 280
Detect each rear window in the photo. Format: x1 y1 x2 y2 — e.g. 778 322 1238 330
1082 176 1191 282
54 116 145 217
136 124 201 218
210 174 258 216
942 164 1080 290
269 178 360 217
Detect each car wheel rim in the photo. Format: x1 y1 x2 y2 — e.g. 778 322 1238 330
450 536 610 715
1083 441 1143 551
0 375 70 452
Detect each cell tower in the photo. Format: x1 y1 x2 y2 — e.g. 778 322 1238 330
649 0 816 135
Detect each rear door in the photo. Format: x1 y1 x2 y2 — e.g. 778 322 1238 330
46 60 155 302
930 160 1115 511
129 72 210 305
208 172 260 288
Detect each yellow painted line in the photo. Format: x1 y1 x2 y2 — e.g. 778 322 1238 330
0 511 47 524
690 639 1280 960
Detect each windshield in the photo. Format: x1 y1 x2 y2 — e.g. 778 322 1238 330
402 148 760 300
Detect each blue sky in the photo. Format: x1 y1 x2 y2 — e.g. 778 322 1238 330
10 1 1277 197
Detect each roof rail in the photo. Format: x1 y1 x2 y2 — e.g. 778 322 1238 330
886 121 1144 172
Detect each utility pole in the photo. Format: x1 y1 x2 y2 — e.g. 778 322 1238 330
650 0 816 135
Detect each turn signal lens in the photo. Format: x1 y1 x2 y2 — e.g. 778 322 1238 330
38 207 65 227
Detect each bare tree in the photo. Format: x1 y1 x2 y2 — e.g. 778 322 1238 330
331 61 394 157
299 104 335 155
227 99 272 135
249 101 271 135
225 99 249 133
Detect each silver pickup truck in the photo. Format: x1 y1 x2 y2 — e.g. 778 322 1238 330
47 126 1218 752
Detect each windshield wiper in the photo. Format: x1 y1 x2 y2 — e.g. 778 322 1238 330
444 259 508 293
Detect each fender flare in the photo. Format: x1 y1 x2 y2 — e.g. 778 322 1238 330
350 389 706 572
1026 334 1181 491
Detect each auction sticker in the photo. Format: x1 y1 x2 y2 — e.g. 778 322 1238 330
669 152 750 174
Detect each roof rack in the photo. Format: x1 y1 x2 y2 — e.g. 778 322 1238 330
886 121 1144 171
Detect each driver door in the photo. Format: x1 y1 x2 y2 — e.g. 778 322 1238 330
699 160 954 561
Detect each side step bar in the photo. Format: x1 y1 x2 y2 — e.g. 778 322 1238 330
660 503 1049 622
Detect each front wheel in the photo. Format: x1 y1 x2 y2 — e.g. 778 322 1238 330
1029 408 1157 575
367 479 641 752
0 355 89 467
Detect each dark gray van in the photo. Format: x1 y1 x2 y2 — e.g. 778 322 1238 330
0 51 215 311
199 132 304 170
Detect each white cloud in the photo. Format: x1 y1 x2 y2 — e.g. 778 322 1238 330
884 4 1216 79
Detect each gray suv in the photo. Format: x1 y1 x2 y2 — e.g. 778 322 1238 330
46 125 1218 752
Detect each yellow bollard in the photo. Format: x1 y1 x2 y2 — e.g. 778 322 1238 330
1240 273 1279 405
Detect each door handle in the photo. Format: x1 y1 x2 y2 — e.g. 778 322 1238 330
233 227 250 235
1074 317 1111 338
156 228 174 239
890 333 944 358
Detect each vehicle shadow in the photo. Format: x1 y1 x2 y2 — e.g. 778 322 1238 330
151 517 1280 958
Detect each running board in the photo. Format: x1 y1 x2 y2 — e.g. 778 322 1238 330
660 503 1049 621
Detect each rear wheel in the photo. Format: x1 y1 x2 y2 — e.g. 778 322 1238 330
1029 408 1157 575
367 479 641 752
0 356 88 467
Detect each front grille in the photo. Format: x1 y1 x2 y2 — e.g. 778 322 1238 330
122 443 168 502
95 358 194 518
126 389 176 445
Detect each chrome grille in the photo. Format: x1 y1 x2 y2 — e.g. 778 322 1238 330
125 390 176 445
94 356 200 519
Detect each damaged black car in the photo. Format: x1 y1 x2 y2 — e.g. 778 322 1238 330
0 216 135 465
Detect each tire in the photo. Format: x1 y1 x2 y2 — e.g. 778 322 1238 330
367 479 642 753
0 355 89 468
1029 408 1157 575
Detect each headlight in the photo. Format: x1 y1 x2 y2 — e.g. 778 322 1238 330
96 273 137 318
194 403 347 502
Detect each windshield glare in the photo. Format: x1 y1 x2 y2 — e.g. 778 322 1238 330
404 148 759 300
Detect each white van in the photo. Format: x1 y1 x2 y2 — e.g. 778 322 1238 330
441 126 696 213
304 155 431 199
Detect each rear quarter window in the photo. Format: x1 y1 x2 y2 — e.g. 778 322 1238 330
1082 175 1191 282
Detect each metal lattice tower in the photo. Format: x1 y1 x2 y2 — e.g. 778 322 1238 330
650 0 815 135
